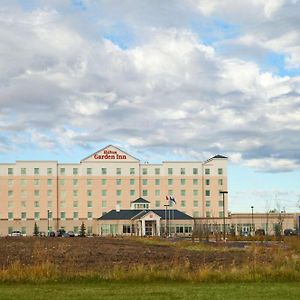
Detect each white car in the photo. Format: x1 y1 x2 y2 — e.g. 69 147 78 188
10 230 22 237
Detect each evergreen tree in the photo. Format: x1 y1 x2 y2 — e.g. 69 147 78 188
80 222 86 237
34 222 39 236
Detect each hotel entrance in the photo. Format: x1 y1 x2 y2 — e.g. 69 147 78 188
145 220 156 236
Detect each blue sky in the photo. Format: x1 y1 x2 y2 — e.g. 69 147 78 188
1 0 300 212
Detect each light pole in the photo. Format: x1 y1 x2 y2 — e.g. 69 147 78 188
164 204 169 237
220 191 228 241
251 206 254 235
47 210 50 236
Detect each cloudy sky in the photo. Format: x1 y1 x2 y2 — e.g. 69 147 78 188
1 0 300 212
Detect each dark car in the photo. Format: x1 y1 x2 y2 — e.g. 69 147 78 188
255 229 265 236
49 231 56 237
67 231 75 237
55 229 66 237
284 229 297 236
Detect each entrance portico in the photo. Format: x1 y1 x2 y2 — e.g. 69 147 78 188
133 211 161 237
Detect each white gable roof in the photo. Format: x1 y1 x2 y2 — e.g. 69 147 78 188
81 145 139 163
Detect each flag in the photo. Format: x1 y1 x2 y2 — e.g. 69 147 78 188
166 195 169 201
170 196 176 204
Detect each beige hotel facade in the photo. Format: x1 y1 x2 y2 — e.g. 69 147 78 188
0 145 228 236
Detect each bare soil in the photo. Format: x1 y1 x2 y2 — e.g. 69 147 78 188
0 237 249 272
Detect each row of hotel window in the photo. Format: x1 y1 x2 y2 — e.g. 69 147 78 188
4 199 224 209
5 178 223 187
6 167 223 176
4 210 225 222
5 188 217 198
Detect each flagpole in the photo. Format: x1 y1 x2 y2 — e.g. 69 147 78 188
164 204 168 237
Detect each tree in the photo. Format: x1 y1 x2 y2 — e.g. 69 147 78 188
80 222 86 237
33 222 39 236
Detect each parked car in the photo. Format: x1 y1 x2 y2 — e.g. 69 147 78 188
49 231 56 237
67 231 75 237
284 229 297 236
55 229 66 237
10 230 22 237
240 231 250 237
255 229 265 236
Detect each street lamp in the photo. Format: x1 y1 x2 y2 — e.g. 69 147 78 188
47 210 51 236
220 191 228 241
251 206 254 235
164 204 170 237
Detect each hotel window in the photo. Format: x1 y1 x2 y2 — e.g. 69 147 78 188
205 179 210 186
21 212 27 220
218 168 223 175
87 212 93 220
205 168 210 175
8 201 13 208
181 200 186 207
205 190 210 197
155 190 160 197
8 168 13 175
60 179 65 186
155 168 160 175
73 168 78 175
193 211 199 218
21 201 26 208
155 200 160 208
60 168 65 175
87 168 92 175
48 211 53 220
8 179 13 186
34 168 40 175
73 190 78 197
130 179 135 185
102 179 107 185
21 168 26 175
116 179 122 185
34 179 40 186
219 212 224 218
102 190 107 197
142 168 147 175
193 179 198 185
142 179 148 185
193 200 199 207
116 168 121 175
116 190 122 196
8 190 13 197
21 190 27 197
168 190 173 196
47 179 52 186
193 190 198 196
8 212 13 220
181 190 186 197
142 190 148 197
193 168 198 175
60 200 66 208
47 168 52 175
168 168 173 175
87 226 93 234
8 227 13 235
73 179 78 186
73 227 79 234
130 190 135 196
218 179 223 186
101 168 107 175
206 201 211 207
60 190 66 199
168 179 173 186
34 201 40 208
73 212 78 220
130 168 135 175
87 201 93 208
180 168 185 175
34 212 40 220
86 179 92 186
60 212 66 220
155 179 160 185
34 190 40 197
47 201 52 208
180 179 186 185
47 190 52 197
219 201 224 207
102 200 107 208
87 190 92 197
73 200 78 208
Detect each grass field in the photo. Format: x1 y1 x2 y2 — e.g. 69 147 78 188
1 281 300 300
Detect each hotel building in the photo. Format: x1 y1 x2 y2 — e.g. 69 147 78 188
0 145 228 236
